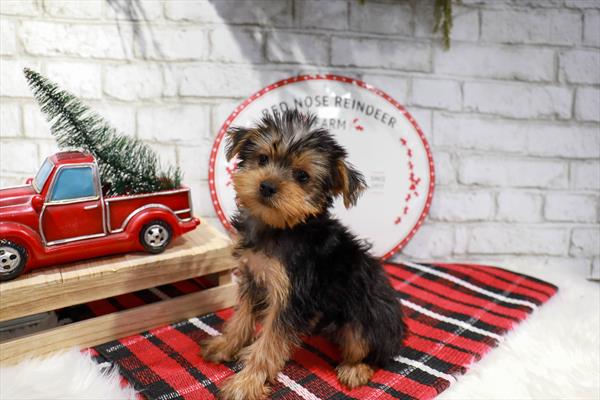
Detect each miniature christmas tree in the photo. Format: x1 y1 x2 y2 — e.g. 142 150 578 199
23 68 181 196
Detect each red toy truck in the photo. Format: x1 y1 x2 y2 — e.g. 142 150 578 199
0 151 200 281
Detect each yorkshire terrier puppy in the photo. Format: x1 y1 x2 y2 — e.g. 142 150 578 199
202 110 405 400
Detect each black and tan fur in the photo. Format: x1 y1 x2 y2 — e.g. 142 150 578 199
202 110 406 400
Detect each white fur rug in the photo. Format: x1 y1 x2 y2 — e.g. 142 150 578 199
0 348 137 400
436 260 600 400
1 261 598 400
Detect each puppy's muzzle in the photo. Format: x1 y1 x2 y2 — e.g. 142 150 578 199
259 181 277 198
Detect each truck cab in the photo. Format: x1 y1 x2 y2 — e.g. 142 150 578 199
36 152 105 245
0 151 200 281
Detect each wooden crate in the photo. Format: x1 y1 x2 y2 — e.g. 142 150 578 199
0 223 237 364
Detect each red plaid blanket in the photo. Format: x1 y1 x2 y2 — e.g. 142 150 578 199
86 262 557 400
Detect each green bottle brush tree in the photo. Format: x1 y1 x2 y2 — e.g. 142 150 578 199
23 68 182 197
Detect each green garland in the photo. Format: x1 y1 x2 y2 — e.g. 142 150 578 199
357 0 457 49
433 0 455 50
23 68 181 196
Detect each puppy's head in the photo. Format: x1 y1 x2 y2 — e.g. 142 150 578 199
226 110 366 229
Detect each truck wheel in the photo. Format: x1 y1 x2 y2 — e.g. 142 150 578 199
0 240 27 282
139 220 172 254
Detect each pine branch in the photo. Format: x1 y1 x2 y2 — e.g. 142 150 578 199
434 0 455 50
23 68 181 196
358 0 457 50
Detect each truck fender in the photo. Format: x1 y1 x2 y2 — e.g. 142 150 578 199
0 221 44 266
124 207 182 238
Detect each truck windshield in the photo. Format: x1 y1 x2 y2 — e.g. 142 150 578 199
33 158 53 193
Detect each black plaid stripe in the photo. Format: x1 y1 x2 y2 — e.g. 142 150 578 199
387 271 521 323
397 264 534 313
386 360 440 388
272 360 348 400
269 361 308 399
143 327 221 397
410 332 482 362
366 382 417 400
396 291 508 336
457 263 558 295
171 317 241 373
403 306 499 347
398 347 466 376
90 350 110 365
421 263 544 306
96 338 181 399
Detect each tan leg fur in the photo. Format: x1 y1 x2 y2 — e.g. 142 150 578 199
336 324 374 389
201 292 256 363
218 250 296 400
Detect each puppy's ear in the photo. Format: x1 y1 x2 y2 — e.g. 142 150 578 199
332 160 367 208
225 127 250 161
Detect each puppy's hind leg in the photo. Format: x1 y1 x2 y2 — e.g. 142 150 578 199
336 324 374 390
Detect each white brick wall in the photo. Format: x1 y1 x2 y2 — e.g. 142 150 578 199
434 44 555 82
463 82 572 119
480 9 582 45
1 0 598 277
560 49 600 84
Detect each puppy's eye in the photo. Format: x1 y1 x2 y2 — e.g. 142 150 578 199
294 170 309 184
258 154 268 166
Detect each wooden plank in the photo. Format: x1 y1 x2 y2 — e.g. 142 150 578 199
219 270 233 285
0 223 235 322
0 283 237 365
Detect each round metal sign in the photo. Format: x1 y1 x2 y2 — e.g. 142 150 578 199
209 75 434 259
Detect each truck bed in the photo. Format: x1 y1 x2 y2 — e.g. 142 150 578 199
105 187 193 234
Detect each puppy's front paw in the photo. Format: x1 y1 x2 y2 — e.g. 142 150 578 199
201 335 238 363
219 373 269 400
336 363 373 389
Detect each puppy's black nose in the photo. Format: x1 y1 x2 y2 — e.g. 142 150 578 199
259 181 277 198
